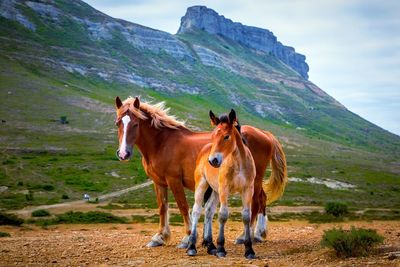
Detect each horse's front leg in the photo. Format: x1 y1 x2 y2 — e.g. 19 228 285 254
202 190 219 255
216 187 229 258
166 177 191 248
241 187 256 259
187 176 209 256
147 183 170 247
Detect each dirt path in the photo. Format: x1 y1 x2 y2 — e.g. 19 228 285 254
0 221 399 266
14 180 153 217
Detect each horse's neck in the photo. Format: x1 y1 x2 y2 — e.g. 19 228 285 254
135 119 178 161
233 128 246 157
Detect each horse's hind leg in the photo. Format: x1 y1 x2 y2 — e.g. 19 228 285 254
147 183 170 247
202 190 219 255
235 176 265 244
254 187 268 242
166 177 191 249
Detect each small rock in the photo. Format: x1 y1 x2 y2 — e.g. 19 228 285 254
388 252 400 260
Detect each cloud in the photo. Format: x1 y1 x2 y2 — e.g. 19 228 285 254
85 0 400 135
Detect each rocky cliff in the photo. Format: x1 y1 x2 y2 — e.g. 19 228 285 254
178 6 309 79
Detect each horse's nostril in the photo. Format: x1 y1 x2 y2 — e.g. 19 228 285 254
213 158 219 166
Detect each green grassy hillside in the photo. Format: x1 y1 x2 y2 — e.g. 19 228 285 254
0 0 399 212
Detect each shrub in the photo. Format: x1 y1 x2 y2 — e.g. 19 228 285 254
0 231 11 237
325 202 348 217
42 184 55 191
32 209 51 217
25 191 34 201
321 226 384 257
61 194 69 199
0 212 24 226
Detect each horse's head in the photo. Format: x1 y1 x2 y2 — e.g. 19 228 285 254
115 96 141 161
208 109 238 168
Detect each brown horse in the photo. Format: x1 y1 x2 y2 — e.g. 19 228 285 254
115 96 287 248
187 109 257 259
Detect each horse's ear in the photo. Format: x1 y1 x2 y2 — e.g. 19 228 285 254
209 110 220 126
133 97 140 109
115 96 123 109
229 109 237 124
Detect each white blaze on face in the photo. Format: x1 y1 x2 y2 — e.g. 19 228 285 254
119 115 131 158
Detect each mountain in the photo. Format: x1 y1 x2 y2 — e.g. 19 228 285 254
0 0 399 210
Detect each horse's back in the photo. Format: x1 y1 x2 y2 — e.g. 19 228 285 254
241 125 274 169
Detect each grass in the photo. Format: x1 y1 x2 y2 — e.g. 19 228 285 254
321 226 384 257
28 211 128 226
268 209 400 223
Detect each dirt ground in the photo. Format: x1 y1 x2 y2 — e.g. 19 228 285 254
0 220 399 266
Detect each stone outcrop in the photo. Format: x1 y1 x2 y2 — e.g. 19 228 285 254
178 6 309 79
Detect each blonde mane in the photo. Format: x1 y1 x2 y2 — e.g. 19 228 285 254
118 97 186 129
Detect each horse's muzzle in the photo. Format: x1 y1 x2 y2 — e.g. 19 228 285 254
116 148 132 161
208 154 222 168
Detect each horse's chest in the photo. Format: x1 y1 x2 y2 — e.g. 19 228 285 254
205 167 246 194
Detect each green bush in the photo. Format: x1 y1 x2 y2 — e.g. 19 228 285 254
32 209 51 217
321 226 384 257
0 231 11 237
61 194 69 199
0 212 24 226
325 202 348 217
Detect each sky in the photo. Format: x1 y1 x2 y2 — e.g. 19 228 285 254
86 0 400 136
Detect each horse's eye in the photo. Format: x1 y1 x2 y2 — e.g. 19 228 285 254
224 135 230 140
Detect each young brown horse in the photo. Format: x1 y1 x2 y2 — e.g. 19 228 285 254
115 96 287 248
187 109 256 259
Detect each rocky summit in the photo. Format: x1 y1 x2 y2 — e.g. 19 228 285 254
178 6 309 79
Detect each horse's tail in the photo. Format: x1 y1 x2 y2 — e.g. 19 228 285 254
262 133 288 205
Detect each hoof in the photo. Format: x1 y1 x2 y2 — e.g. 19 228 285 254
234 238 245 245
177 241 189 249
245 247 256 259
216 251 226 258
146 240 163 247
187 248 197 256
253 236 264 243
207 243 217 255
208 248 217 255
245 253 256 259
